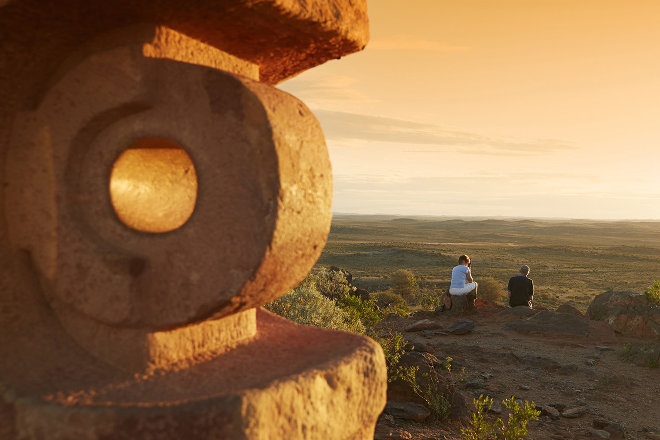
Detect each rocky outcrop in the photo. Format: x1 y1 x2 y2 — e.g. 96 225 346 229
587 291 660 339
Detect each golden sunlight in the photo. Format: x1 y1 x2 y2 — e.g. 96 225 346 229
109 138 197 233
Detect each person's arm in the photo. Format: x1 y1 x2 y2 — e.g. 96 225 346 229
528 279 534 301
507 277 512 299
465 267 473 283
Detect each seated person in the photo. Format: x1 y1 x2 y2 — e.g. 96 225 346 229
507 265 534 308
449 254 478 297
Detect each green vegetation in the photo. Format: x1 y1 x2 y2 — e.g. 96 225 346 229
376 330 413 382
461 395 540 440
309 267 351 300
412 289 443 310
265 284 366 333
319 215 660 310
376 330 453 421
336 294 382 328
620 342 660 369
644 280 660 305
390 269 419 298
372 291 410 316
477 276 509 304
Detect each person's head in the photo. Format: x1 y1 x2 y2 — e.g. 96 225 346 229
520 265 530 275
458 255 470 266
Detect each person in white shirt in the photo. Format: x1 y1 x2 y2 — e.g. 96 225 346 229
449 254 478 296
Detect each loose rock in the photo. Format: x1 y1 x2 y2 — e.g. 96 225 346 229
447 319 475 335
593 419 626 439
539 405 561 420
405 319 443 332
420 330 450 337
588 428 612 438
384 401 431 421
562 406 587 418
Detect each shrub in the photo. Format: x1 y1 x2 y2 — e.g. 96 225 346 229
644 280 660 305
376 330 453 421
375 331 409 381
411 289 443 310
336 294 382 328
310 267 352 300
373 291 410 316
390 269 419 298
478 277 508 304
265 284 365 334
406 362 452 421
462 395 540 440
620 342 660 368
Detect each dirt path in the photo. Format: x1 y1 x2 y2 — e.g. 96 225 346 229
377 307 660 439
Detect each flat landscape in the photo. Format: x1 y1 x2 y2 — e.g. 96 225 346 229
317 215 660 311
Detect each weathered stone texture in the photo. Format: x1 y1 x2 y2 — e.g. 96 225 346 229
5 39 331 328
3 310 386 439
0 1 384 438
587 290 660 339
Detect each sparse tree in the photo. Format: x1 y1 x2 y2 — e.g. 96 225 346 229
390 269 419 298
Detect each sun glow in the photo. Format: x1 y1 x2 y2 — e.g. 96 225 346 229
109 138 198 233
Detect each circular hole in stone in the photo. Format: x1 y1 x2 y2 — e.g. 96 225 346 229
109 138 198 233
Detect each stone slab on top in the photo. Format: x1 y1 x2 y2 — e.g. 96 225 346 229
0 0 369 84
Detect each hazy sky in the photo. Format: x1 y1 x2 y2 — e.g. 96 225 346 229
279 0 660 220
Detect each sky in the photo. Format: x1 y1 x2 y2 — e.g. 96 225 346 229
278 0 660 220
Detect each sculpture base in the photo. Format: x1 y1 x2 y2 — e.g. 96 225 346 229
0 308 386 439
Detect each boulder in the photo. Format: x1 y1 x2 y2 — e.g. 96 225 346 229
587 291 660 339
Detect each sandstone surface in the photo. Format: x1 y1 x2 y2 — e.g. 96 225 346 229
0 1 384 438
587 291 660 339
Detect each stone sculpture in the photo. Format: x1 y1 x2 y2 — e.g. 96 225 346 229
0 1 387 438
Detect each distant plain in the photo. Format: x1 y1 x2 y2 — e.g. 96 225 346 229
316 215 660 310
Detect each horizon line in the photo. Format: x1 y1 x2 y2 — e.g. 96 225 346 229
331 212 660 222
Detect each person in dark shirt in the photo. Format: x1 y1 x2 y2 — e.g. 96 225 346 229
507 265 534 308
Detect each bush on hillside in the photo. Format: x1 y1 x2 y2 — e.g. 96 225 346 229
309 267 352 300
265 284 365 334
336 294 382 328
372 291 410 316
390 269 419 298
477 277 508 304
644 280 660 305
413 289 443 310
